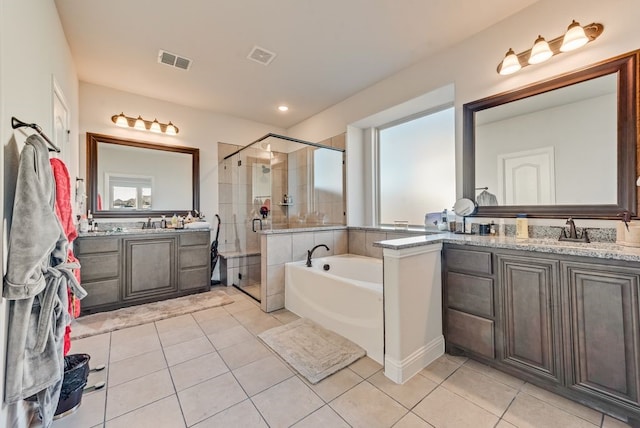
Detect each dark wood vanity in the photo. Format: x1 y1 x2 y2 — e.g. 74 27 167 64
443 243 640 424
76 230 211 314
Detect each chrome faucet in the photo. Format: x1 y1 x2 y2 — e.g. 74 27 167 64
559 217 590 243
306 244 330 267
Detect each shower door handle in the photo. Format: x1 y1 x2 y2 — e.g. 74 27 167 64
252 218 263 232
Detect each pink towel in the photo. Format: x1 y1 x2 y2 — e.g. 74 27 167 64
50 158 81 355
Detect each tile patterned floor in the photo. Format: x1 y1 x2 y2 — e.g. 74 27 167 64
50 287 633 428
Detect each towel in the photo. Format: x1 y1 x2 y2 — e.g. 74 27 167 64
184 221 211 229
50 159 84 356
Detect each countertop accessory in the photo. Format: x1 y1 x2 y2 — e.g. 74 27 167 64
559 217 590 243
453 198 477 235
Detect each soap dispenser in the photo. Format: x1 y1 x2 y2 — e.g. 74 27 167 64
171 214 178 228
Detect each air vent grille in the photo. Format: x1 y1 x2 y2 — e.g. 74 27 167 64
247 46 276 66
158 50 192 70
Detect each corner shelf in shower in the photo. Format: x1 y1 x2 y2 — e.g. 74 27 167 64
277 202 294 206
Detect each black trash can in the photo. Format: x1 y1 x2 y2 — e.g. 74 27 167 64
54 353 91 419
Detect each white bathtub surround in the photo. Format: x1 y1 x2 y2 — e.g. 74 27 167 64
285 255 384 363
382 243 444 384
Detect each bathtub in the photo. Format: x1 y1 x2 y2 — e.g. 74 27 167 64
285 254 384 364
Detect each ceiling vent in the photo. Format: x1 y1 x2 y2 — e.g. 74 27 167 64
158 50 192 70
247 46 276 66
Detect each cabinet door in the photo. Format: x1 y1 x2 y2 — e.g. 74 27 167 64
563 262 640 406
498 254 562 383
123 237 177 301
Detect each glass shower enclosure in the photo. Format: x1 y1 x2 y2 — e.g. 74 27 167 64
218 133 345 301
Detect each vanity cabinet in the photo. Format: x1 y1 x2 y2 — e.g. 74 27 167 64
562 261 640 411
76 230 210 314
123 236 178 301
443 246 496 359
497 254 563 384
75 237 121 310
443 243 640 424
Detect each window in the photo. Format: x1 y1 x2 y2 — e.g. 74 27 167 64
377 106 455 226
106 174 153 210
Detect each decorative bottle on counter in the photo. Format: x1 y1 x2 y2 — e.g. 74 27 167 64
516 214 529 239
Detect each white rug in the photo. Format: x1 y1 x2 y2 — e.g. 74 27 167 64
71 290 234 339
258 318 365 384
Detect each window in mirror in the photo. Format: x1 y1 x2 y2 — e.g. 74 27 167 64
107 174 153 210
377 106 455 226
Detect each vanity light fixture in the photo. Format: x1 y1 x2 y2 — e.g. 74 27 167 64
111 113 180 135
497 20 603 75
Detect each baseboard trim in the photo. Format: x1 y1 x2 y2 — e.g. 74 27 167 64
384 335 444 384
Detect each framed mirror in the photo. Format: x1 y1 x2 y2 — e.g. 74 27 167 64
86 133 200 218
463 50 638 219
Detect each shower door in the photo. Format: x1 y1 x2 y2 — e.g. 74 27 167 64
230 146 272 301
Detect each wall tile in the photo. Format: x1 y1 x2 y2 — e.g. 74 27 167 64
349 229 366 256
266 234 292 266
365 231 386 259
334 230 348 254
313 231 334 256
292 232 315 262
266 293 285 312
266 264 285 296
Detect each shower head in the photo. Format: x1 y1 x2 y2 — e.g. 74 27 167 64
262 165 271 173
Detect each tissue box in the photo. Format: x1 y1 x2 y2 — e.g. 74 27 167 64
616 221 640 247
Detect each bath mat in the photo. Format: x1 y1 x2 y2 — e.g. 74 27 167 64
258 318 365 384
70 290 234 339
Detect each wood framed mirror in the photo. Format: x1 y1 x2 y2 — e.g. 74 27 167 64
86 133 200 218
463 50 638 219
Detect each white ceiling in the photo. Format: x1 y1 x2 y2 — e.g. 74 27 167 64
54 0 538 129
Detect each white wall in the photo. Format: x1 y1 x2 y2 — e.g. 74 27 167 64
79 83 285 225
287 0 640 228
1 0 79 425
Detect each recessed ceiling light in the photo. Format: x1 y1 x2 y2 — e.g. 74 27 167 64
278 105 289 112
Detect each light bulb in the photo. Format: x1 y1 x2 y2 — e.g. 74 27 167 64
498 48 521 75
560 20 588 52
134 116 146 130
165 122 177 135
150 119 162 133
528 36 553 64
115 113 128 127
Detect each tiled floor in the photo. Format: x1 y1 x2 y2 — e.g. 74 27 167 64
51 287 632 428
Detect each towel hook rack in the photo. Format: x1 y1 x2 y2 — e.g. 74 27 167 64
11 116 61 153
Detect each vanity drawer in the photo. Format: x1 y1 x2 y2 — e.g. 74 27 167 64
447 272 493 317
446 309 495 359
76 237 119 255
80 279 120 308
79 253 119 281
179 267 210 290
180 247 209 268
445 247 492 275
179 232 210 247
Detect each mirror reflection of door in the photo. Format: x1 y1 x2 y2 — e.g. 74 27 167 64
498 147 555 205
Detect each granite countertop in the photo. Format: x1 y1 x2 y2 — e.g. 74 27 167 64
374 232 640 262
78 226 210 238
